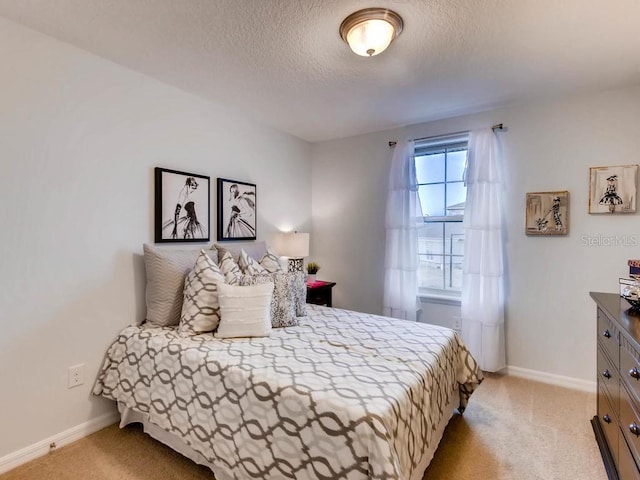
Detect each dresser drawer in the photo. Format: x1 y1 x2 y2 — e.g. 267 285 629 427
600 345 620 411
599 384 620 465
622 336 640 405
620 384 640 466
619 431 640 480
598 308 620 366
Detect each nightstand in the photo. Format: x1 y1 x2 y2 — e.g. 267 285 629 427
306 281 336 307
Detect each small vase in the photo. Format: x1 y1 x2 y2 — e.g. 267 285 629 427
307 274 316 283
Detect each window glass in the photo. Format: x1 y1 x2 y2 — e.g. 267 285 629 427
415 153 445 184
446 150 467 182
418 254 445 290
415 136 468 296
446 182 466 215
418 223 444 257
445 222 465 256
418 184 445 217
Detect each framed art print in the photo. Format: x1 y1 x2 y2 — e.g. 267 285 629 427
217 178 257 241
589 165 638 214
154 167 210 243
525 191 569 236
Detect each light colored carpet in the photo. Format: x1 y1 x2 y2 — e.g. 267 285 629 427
1 373 607 480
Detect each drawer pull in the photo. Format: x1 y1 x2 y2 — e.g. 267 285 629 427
602 369 611 379
630 367 640 380
603 414 612 424
602 330 611 338
630 423 640 436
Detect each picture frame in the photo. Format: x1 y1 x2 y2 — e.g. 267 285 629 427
154 167 210 243
525 191 569 236
217 178 257 241
589 165 638 214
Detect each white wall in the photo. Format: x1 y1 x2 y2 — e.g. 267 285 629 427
0 16 311 459
311 84 640 382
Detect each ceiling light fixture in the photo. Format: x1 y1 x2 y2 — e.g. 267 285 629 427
339 8 403 57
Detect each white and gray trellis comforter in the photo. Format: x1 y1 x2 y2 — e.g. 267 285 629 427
94 305 483 480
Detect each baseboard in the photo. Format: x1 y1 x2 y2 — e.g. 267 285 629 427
0 410 119 474
506 365 597 393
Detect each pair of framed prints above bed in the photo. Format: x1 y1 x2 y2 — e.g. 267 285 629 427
154 167 256 243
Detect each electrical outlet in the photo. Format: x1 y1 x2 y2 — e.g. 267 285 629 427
452 316 462 331
68 364 85 389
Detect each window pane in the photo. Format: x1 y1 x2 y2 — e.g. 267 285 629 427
418 254 445 290
445 223 465 256
444 255 463 291
418 184 445 217
445 182 466 215
418 223 444 256
446 150 467 182
415 153 445 184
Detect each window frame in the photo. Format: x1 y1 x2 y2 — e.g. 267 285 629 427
414 136 468 300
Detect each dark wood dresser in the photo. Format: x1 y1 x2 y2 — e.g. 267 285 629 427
591 292 640 480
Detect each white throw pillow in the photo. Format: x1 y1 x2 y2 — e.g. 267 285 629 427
259 247 284 274
218 247 243 284
238 248 268 275
179 250 226 334
215 282 274 338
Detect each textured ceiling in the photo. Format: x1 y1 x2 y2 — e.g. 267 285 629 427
0 0 639 142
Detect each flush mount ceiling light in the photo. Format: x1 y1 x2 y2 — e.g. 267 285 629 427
339 8 403 57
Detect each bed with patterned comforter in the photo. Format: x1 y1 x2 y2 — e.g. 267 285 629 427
94 304 483 480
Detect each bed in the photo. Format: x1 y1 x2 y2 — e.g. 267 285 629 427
94 303 483 480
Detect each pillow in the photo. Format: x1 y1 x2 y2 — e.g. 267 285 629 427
214 241 266 263
238 249 269 275
290 271 307 317
178 250 226 335
242 273 298 327
215 282 274 338
259 247 284 274
143 244 201 327
217 247 243 285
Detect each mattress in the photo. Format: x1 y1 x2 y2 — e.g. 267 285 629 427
94 304 483 480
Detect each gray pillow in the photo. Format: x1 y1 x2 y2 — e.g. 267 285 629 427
214 241 266 262
143 244 202 327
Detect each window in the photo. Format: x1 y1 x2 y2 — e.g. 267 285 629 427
415 134 468 296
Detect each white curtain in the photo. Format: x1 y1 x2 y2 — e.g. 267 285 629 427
383 140 422 321
461 128 506 372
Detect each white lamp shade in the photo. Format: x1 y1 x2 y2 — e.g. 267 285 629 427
278 232 310 258
346 19 395 57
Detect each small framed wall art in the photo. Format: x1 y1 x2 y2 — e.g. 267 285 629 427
154 167 210 243
589 165 638 214
525 191 569 236
217 178 257 241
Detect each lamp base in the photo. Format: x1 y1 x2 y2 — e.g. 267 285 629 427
288 258 304 273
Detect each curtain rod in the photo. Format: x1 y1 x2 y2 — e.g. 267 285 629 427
388 123 504 148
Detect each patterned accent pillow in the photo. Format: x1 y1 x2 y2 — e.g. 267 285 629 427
238 249 268 275
217 247 242 285
259 247 284 273
242 273 298 327
289 271 307 317
215 282 273 338
178 250 226 335
143 244 201 327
